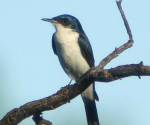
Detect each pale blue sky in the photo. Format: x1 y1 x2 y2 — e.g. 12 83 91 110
0 0 150 125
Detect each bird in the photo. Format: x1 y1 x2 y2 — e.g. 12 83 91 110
42 14 99 125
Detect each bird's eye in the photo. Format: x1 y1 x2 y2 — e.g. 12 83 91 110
71 24 76 29
61 18 69 25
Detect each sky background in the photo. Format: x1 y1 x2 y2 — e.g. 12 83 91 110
0 0 150 125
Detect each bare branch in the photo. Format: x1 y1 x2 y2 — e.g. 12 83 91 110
98 40 133 69
116 0 133 40
0 64 150 125
95 63 150 82
99 0 133 69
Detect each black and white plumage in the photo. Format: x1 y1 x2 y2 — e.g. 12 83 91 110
42 14 99 125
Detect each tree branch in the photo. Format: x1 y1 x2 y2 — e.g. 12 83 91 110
95 63 150 82
98 40 133 69
99 0 133 69
0 64 150 125
116 0 133 40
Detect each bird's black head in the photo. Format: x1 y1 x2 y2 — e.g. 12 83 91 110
42 14 84 33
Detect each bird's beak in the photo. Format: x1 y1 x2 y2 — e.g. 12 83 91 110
41 18 56 24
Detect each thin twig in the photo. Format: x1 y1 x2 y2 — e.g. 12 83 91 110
116 0 133 40
99 0 133 69
98 40 133 69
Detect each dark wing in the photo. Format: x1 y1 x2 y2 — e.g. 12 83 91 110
78 33 95 67
52 34 57 55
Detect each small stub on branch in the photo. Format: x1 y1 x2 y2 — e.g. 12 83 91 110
137 61 144 79
32 113 52 125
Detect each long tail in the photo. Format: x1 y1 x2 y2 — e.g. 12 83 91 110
81 84 100 125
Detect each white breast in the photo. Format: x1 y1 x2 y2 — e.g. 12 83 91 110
54 24 90 79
